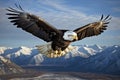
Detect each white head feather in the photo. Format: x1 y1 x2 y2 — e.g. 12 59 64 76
63 31 78 41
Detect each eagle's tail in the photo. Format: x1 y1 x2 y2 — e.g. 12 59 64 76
36 42 76 58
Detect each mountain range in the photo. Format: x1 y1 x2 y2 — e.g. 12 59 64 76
0 56 25 75
0 45 120 75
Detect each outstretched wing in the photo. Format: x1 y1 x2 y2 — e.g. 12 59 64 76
73 15 111 41
6 5 61 42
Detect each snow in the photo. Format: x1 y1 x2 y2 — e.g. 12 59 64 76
33 73 84 80
0 45 120 74
115 45 118 48
83 47 96 55
0 45 102 58
78 46 97 56
65 46 89 58
88 44 103 52
0 47 11 54
31 54 44 65
0 45 102 65
0 56 8 63
11 73 85 80
14 46 32 57
0 45 116 63
112 50 116 53
0 45 120 75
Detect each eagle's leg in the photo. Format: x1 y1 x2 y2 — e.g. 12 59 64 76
57 48 62 54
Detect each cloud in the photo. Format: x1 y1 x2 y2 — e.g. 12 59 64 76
0 8 8 23
0 8 18 33
108 17 120 30
36 0 120 31
107 0 120 5
1 0 120 32
0 8 12 31
35 0 97 29
112 7 120 12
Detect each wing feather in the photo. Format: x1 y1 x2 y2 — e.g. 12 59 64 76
74 15 111 41
6 5 60 42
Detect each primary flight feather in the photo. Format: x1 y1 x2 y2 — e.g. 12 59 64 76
6 5 111 58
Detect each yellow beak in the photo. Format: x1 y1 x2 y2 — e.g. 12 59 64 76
74 36 78 40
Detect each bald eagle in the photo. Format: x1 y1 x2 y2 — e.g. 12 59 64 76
6 5 111 58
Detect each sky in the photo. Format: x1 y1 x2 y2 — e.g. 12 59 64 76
0 0 120 47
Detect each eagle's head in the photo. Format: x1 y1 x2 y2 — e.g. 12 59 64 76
63 31 78 41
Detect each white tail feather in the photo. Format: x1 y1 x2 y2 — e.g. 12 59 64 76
36 42 76 58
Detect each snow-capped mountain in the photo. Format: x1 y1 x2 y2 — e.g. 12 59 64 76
0 45 120 75
65 45 120 75
0 56 25 75
0 45 103 65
